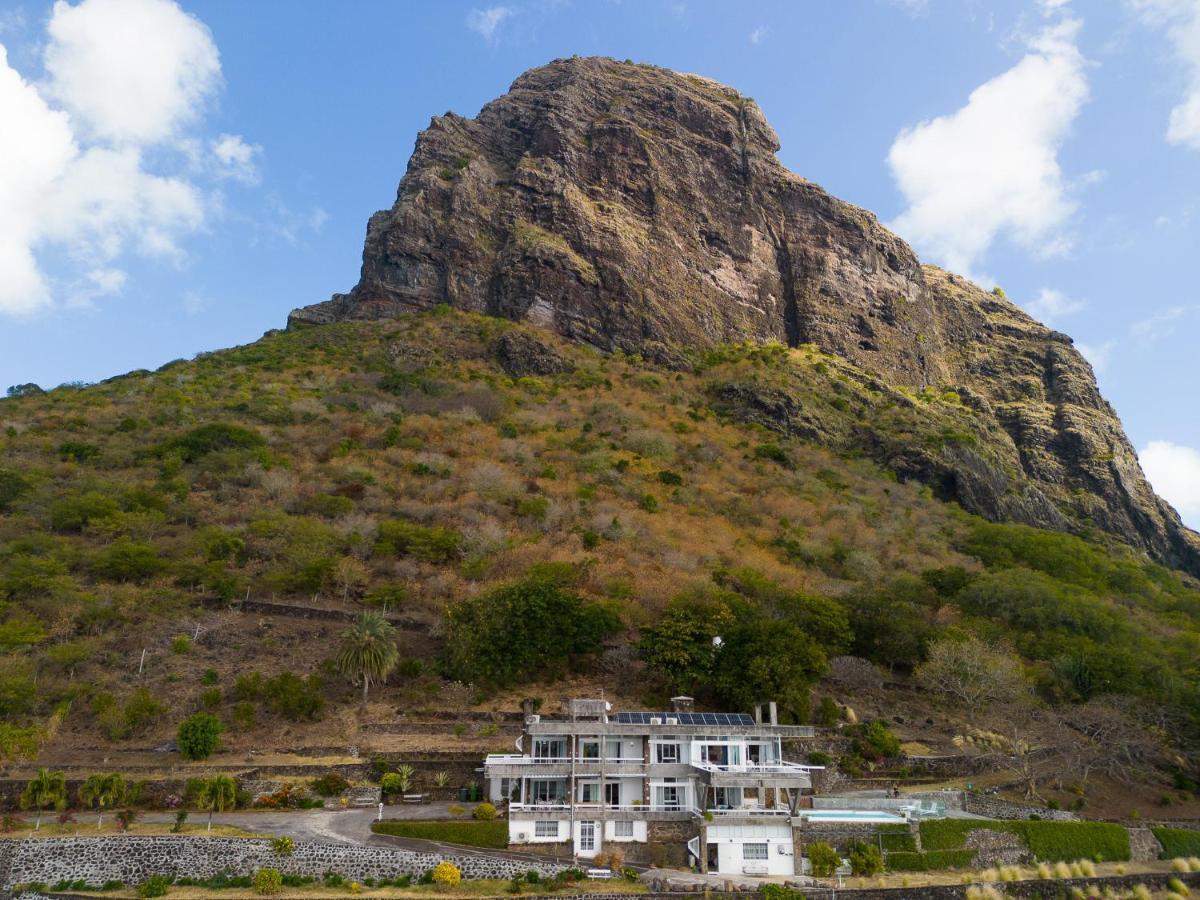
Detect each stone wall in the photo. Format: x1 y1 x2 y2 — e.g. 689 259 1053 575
960 794 1078 821
0 836 565 890
793 821 880 852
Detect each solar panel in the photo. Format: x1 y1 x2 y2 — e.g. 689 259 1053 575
613 711 755 726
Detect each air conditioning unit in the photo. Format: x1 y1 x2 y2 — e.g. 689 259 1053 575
649 717 663 725
525 714 541 724
665 717 679 725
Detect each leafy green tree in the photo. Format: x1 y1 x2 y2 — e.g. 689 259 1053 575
79 772 126 829
638 590 735 693
334 611 400 706
177 712 223 760
0 468 29 512
806 841 841 877
195 774 238 831
847 839 883 876
443 566 621 688
711 618 827 722
20 768 66 829
715 568 852 653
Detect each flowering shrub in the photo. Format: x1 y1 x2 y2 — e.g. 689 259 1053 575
431 861 462 887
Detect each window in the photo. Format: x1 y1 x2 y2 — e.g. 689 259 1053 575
581 740 600 760
655 743 680 764
534 739 565 759
535 821 559 838
657 785 681 809
743 843 769 860
604 782 621 807
531 780 564 803
579 782 599 803
614 821 634 837
580 821 597 852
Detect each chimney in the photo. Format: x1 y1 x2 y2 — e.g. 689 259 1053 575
670 696 694 714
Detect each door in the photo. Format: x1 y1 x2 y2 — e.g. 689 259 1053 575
579 820 598 855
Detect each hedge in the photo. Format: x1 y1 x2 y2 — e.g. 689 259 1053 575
1152 827 1200 859
918 820 1131 862
879 829 918 852
886 850 977 871
371 819 508 849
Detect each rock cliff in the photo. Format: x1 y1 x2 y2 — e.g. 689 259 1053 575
289 57 1200 575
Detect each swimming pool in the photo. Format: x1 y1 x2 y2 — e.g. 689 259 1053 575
798 809 908 823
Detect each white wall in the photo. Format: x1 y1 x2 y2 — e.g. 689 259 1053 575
508 819 566 844
707 824 794 877
603 820 648 842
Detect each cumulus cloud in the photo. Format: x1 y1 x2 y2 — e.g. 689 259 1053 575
1140 440 1200 527
0 0 250 316
886 16 1089 279
466 6 513 41
1024 286 1086 325
1130 0 1200 150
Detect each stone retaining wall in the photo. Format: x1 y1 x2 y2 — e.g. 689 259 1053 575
0 836 565 889
960 793 1078 821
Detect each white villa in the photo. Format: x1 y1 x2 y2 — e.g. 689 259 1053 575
483 697 823 876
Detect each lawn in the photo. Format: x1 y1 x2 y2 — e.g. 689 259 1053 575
372 819 509 849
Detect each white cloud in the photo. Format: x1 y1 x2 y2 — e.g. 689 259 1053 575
1131 304 1198 343
886 16 1089 279
466 6 512 41
1140 440 1200 526
749 26 767 44
0 0 254 317
886 0 929 15
1076 339 1115 373
1024 286 1086 324
211 133 261 184
1130 0 1200 151
43 0 220 144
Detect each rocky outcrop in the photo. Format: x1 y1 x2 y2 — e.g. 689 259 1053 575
289 56 1200 575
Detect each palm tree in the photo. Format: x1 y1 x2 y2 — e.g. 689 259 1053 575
196 774 238 832
333 611 399 706
79 773 125 830
20 768 67 830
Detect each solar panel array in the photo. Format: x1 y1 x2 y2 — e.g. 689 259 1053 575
613 712 755 726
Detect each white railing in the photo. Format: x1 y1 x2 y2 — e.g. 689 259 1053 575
508 802 689 813
485 755 646 766
692 760 818 775
707 807 791 817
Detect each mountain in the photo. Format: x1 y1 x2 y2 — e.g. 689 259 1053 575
290 56 1200 577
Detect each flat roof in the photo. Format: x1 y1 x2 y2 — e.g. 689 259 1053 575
613 712 756 726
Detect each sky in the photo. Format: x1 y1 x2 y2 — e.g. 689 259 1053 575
0 0 1198 528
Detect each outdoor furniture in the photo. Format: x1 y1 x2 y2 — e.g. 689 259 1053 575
742 864 769 876
586 868 614 880
402 793 426 804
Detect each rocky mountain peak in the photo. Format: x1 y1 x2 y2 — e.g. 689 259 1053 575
289 57 1200 576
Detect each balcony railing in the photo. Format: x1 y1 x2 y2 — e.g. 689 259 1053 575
706 806 791 817
485 754 646 766
692 760 819 775
508 802 689 813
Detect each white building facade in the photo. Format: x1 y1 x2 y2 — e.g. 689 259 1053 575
484 698 818 877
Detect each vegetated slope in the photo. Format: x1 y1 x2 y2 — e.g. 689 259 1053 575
290 56 1200 577
1 310 1199 773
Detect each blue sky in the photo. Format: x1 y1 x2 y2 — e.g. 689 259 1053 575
1 0 1198 526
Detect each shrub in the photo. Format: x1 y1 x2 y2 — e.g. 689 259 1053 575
918 820 1131 862
253 867 283 895
761 885 807 900
886 850 977 871
171 635 191 654
473 801 498 820
852 720 901 760
431 861 461 887
848 839 884 876
176 713 223 760
163 423 266 462
263 672 323 721
807 750 833 766
311 773 350 797
753 442 792 467
271 835 295 856
1155 828 1200 859
137 875 172 898
808 841 842 877
376 520 461 562
371 820 507 849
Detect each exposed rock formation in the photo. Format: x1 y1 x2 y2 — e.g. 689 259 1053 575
289 57 1199 575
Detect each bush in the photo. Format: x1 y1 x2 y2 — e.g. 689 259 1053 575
271 835 295 857
371 820 507 849
376 520 462 562
263 672 323 721
431 861 461 887
473 801 498 820
807 841 842 877
92 540 165 582
807 750 832 766
176 712 223 760
848 839 884 876
1154 827 1200 859
761 885 806 900
253 868 283 895
137 875 172 898
886 850 977 871
852 720 901 760
163 423 266 462
311 773 350 797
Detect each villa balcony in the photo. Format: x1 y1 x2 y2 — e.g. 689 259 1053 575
507 801 695 821
692 760 817 789
484 754 648 778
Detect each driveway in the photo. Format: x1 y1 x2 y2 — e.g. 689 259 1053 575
142 807 379 845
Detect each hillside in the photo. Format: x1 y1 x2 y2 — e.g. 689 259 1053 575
291 56 1200 576
1 311 1200 815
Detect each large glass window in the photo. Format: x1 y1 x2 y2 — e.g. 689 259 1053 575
581 740 600 760
578 782 599 803
535 821 559 838
614 821 634 837
655 743 680 764
533 738 566 759
530 779 565 803
604 782 621 807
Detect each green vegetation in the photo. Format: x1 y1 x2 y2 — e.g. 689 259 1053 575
333 611 400 705
371 818 508 848
177 713 223 761
885 849 977 871
806 841 841 877
194 774 238 831
1153 827 1200 859
918 819 1131 862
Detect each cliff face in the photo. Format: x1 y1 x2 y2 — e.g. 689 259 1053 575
289 57 1200 575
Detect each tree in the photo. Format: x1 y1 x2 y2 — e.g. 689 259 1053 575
196 774 238 831
20 768 66 830
330 556 370 604
711 617 827 722
334 611 400 706
807 841 842 878
915 635 1029 721
177 712 223 760
638 590 735 693
79 772 126 829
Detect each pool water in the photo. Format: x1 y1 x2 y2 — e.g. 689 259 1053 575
799 809 908 823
